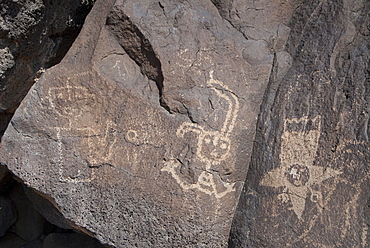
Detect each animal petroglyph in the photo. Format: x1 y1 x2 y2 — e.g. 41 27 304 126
162 71 239 198
260 116 342 219
48 72 117 182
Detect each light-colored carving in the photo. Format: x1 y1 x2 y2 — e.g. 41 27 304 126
162 71 239 198
260 116 343 219
125 130 140 144
48 72 117 182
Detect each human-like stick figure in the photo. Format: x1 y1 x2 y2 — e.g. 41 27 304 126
48 72 117 182
162 71 239 198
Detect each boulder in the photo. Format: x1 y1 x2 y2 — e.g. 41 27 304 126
0 0 294 246
229 0 370 247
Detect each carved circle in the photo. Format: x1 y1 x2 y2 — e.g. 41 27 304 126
285 164 310 187
126 130 138 142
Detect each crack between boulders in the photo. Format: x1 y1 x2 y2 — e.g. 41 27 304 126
241 51 279 186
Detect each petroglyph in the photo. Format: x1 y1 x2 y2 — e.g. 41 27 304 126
48 71 117 182
162 158 235 199
162 71 239 198
260 116 343 219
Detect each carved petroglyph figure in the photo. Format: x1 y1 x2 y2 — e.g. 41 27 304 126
48 72 117 182
260 116 342 219
162 71 239 198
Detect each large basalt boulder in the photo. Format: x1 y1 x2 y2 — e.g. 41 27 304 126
0 0 294 247
229 0 370 247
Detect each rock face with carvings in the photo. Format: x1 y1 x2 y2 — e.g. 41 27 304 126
0 0 369 247
229 0 370 247
0 0 288 246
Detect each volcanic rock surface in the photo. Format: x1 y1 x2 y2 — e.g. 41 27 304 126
0 0 369 247
229 0 370 247
0 0 95 135
0 0 284 246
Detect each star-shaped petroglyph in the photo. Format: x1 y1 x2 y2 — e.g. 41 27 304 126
260 116 342 219
261 164 342 219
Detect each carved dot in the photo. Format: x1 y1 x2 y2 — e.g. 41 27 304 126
285 164 310 187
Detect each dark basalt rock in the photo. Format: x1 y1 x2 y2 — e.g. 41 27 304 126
0 0 292 246
229 0 370 247
0 0 368 247
0 0 95 136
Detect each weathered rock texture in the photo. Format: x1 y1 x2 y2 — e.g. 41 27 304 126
0 0 369 247
229 0 370 247
0 0 285 246
0 0 95 135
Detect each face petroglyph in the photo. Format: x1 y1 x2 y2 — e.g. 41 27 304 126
47 71 117 183
200 134 230 162
48 84 96 120
286 164 310 187
260 116 343 219
161 70 239 199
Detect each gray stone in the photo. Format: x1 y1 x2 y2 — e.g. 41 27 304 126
0 195 16 237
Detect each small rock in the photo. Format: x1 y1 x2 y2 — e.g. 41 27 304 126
0 195 17 236
43 233 106 248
